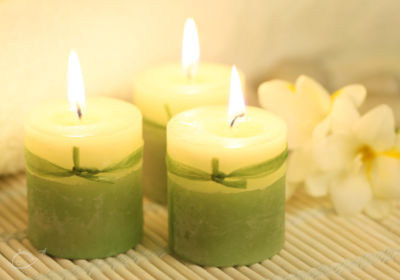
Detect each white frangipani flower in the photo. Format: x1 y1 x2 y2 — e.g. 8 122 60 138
258 75 400 218
258 76 366 199
312 104 400 217
301 85 367 198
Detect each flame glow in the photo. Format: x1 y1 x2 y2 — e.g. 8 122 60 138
181 18 200 78
228 66 246 126
68 50 86 119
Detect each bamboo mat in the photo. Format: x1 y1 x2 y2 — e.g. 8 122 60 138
0 173 400 280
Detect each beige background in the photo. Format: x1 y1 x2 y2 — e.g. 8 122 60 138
1 0 400 174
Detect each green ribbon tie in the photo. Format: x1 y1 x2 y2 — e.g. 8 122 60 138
166 147 288 189
25 146 143 184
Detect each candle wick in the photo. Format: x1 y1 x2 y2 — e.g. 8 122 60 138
186 67 193 80
77 105 82 120
185 63 197 80
230 113 245 128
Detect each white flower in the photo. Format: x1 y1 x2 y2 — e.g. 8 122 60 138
258 76 366 199
258 75 331 149
259 75 400 218
311 104 400 217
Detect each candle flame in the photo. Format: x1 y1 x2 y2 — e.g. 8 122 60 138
68 50 86 119
182 17 200 79
228 66 246 127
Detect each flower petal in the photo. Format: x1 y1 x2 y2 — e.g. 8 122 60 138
369 155 400 199
312 85 364 140
312 134 358 171
330 95 361 134
335 84 367 108
353 104 396 152
305 171 335 197
295 75 331 114
287 143 315 183
364 198 393 220
329 171 372 216
258 80 302 149
258 80 295 111
258 76 331 149
295 76 331 137
313 116 331 142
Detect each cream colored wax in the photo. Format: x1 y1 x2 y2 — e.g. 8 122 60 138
133 63 244 203
25 97 143 168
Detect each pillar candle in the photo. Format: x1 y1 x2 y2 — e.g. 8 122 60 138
24 51 143 259
166 67 287 266
133 18 244 204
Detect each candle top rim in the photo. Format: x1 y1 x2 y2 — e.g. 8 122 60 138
134 62 243 89
25 97 142 138
137 61 231 73
167 105 287 147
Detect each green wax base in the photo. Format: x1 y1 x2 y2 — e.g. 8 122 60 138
168 176 285 267
143 121 167 204
27 169 143 259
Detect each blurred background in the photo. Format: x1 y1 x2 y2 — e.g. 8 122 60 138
1 0 400 174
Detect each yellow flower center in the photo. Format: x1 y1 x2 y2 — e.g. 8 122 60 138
287 83 296 93
359 145 400 181
359 146 375 181
360 146 375 163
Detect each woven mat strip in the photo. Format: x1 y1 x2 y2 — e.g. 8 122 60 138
0 174 399 280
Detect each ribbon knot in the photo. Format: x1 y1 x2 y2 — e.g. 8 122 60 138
72 166 81 175
72 166 101 177
210 158 246 188
211 172 226 184
211 158 226 182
